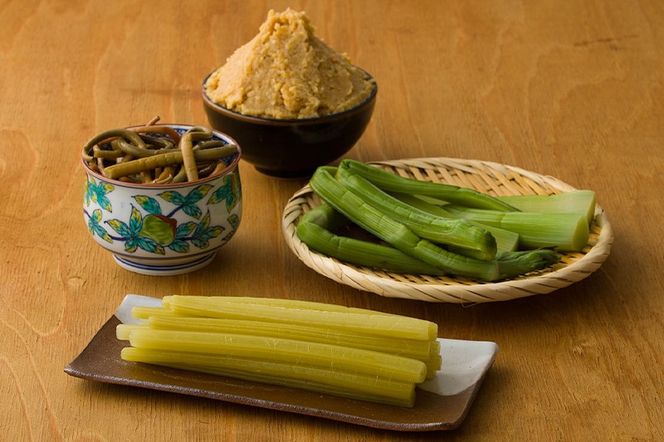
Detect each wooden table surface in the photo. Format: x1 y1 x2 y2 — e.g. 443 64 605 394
1 0 663 440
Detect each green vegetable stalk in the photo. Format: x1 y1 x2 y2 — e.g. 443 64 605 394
297 222 446 275
310 169 559 281
338 159 516 211
443 205 589 251
498 191 596 225
336 168 497 260
392 193 519 253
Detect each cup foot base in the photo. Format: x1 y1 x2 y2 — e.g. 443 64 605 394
112 252 217 276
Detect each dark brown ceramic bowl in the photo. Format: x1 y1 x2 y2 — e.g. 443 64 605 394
202 72 377 178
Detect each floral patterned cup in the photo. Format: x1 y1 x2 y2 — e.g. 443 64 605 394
82 124 242 275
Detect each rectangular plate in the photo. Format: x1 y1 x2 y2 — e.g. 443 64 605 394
65 316 497 431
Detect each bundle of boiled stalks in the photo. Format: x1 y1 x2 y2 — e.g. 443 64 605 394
296 160 599 281
82 116 238 184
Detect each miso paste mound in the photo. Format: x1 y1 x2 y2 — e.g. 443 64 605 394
205 8 375 119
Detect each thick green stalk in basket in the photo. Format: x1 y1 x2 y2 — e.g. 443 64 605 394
392 193 519 253
498 191 596 225
310 168 506 280
126 328 428 383
338 159 517 211
297 211 445 275
310 169 559 280
336 169 497 261
443 205 589 251
121 347 416 407
496 250 561 279
299 201 349 231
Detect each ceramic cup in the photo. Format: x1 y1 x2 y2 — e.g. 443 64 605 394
82 124 242 276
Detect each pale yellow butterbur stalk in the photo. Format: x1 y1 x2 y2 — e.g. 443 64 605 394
430 340 442 366
145 315 435 361
165 295 398 316
116 324 146 340
120 316 442 373
161 296 437 341
121 347 415 407
126 328 427 383
426 353 443 379
188 365 415 407
131 306 178 320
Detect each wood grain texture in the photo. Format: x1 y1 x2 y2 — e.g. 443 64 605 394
0 0 662 440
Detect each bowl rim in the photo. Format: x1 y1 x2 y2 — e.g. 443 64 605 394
201 69 378 126
81 123 242 189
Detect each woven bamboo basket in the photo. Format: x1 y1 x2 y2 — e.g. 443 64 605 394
282 157 613 303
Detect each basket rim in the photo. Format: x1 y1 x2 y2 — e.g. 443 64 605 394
281 157 613 303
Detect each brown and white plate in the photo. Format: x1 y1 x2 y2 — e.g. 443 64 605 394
65 307 497 432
